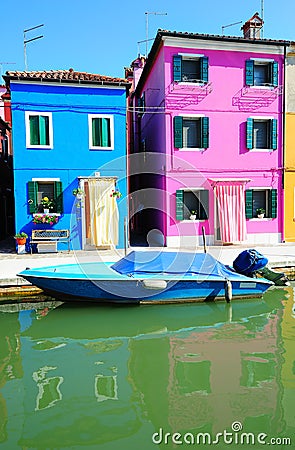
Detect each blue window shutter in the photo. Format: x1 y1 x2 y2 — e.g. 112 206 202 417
271 119 278 150
174 116 183 148
201 117 209 149
173 55 182 82
54 181 63 214
245 190 253 219
246 118 254 149
201 56 209 82
28 181 38 213
269 189 277 218
176 190 184 220
271 62 278 87
245 60 254 86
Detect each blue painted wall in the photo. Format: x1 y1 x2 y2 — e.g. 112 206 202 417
10 82 128 250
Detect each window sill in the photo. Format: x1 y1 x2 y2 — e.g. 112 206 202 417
181 219 207 222
249 217 273 221
177 148 206 152
248 148 274 152
247 85 275 90
89 147 114 151
33 213 61 217
27 145 53 150
178 81 207 86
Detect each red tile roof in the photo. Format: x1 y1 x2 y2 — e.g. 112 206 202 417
4 68 130 86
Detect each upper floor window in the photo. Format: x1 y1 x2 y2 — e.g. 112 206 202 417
173 55 208 83
25 112 53 148
88 114 114 150
245 59 278 87
174 116 209 150
246 118 277 150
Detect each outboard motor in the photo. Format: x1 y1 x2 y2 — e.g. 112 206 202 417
233 249 268 277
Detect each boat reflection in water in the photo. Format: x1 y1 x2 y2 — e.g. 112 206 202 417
0 288 294 449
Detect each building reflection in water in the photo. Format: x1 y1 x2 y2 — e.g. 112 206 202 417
0 289 294 448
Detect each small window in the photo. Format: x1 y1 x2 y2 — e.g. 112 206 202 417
89 114 114 150
176 189 209 221
245 60 278 87
246 118 277 150
173 55 208 83
28 180 63 214
245 189 277 219
174 116 209 149
25 112 53 148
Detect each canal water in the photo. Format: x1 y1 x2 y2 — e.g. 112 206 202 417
0 287 294 450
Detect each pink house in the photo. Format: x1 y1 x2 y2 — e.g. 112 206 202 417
129 14 290 247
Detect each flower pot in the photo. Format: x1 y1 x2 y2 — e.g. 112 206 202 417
257 214 265 219
190 215 197 220
43 208 50 214
16 238 26 245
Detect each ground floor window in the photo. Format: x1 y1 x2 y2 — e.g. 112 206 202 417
176 189 209 220
28 180 63 214
245 189 277 218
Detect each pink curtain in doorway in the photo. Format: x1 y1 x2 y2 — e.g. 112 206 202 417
215 182 247 243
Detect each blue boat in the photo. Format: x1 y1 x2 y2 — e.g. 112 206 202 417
18 251 273 303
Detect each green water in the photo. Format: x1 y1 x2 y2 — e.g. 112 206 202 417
0 288 294 450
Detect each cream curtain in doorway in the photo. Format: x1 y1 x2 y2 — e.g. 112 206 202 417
88 178 118 246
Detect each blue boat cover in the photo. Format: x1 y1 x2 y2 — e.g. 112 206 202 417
111 251 238 279
233 249 268 276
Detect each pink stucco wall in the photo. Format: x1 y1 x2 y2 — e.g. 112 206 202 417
138 38 285 244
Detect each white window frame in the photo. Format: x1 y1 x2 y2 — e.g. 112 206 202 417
25 111 53 149
249 187 272 221
178 53 205 85
88 114 114 150
250 58 275 89
179 114 205 151
180 187 208 222
249 116 274 152
31 177 61 216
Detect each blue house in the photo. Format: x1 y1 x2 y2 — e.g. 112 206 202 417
4 69 130 250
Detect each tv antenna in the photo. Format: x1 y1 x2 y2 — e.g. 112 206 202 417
145 11 167 56
24 24 44 71
221 20 243 35
261 0 264 38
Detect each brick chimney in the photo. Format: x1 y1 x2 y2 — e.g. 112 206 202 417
241 12 263 39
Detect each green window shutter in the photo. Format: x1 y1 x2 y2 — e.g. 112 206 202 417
92 118 100 146
245 190 253 219
101 118 110 147
176 190 184 220
199 190 209 220
29 115 39 145
174 116 183 148
54 181 63 213
28 181 38 213
269 189 277 218
271 61 278 87
246 118 254 149
201 117 209 148
271 119 278 150
245 60 254 86
173 55 182 82
39 115 49 145
200 56 209 83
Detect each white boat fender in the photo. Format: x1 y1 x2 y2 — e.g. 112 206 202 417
225 279 232 303
142 279 167 290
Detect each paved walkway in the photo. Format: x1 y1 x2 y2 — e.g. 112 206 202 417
0 238 295 287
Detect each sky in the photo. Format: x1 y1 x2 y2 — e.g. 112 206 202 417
2 0 295 80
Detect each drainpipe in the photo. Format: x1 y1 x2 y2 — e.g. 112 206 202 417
281 44 287 243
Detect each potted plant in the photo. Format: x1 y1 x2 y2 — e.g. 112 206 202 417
72 188 85 199
14 232 28 245
110 190 122 199
33 214 59 225
256 208 265 219
40 196 54 214
190 210 197 220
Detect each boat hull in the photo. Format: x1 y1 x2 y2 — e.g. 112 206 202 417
20 274 271 304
